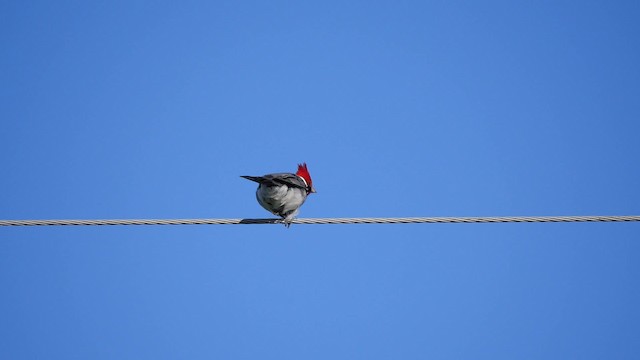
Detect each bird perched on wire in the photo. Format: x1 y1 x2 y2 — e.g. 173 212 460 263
241 163 316 227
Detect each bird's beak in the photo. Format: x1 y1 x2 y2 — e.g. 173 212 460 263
310 187 317 194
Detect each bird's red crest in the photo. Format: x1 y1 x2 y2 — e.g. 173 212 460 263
296 163 313 189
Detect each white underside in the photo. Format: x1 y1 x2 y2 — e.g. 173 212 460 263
256 184 307 221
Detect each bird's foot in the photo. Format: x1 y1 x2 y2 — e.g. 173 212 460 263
279 218 293 228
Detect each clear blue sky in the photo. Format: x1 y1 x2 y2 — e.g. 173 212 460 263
1 1 639 359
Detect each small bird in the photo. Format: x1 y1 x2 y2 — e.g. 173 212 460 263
241 163 316 227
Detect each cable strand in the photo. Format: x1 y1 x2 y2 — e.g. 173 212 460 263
1 215 639 226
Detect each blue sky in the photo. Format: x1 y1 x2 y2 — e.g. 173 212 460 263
1 1 639 358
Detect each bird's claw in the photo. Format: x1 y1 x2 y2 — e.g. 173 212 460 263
278 218 293 228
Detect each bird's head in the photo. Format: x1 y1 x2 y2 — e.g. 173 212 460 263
296 163 316 194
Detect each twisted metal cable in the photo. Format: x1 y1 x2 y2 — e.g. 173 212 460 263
1 215 639 227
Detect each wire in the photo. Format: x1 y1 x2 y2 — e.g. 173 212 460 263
1 215 639 226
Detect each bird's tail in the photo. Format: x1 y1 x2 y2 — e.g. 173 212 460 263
240 175 265 183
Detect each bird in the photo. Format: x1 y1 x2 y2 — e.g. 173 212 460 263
241 163 316 227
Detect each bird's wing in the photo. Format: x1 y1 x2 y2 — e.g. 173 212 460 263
261 173 308 189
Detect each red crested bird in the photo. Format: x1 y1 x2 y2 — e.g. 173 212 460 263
241 163 316 227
